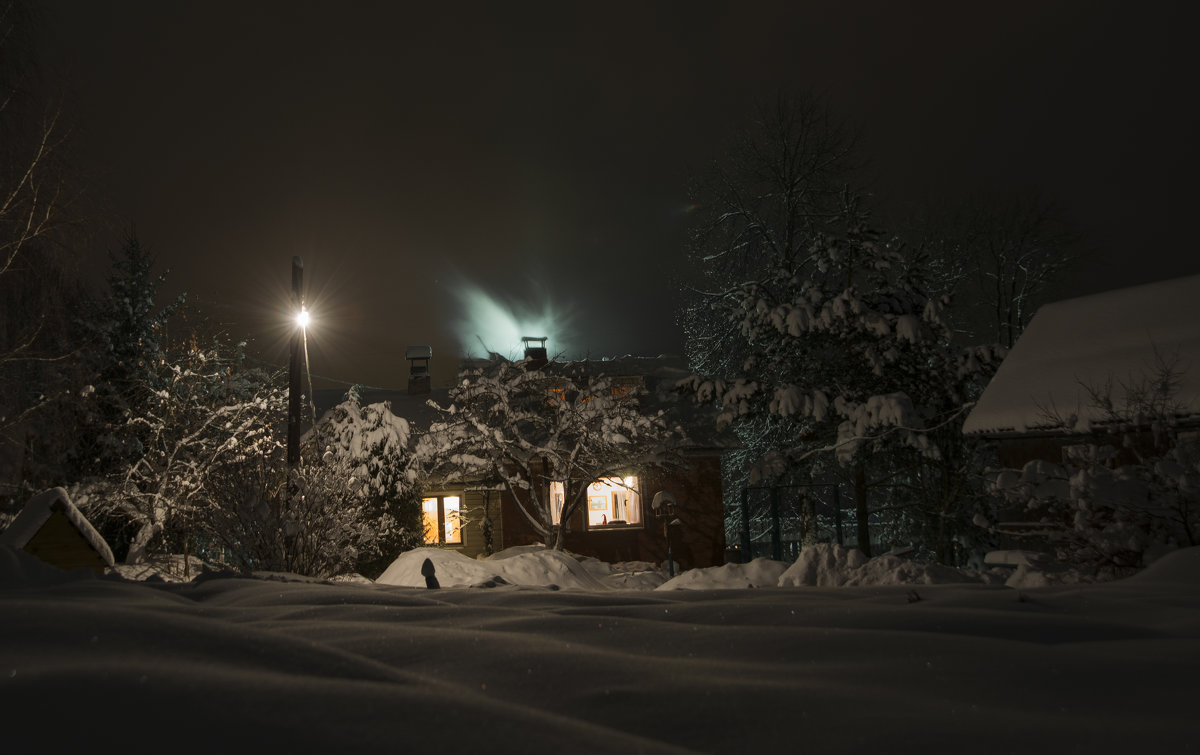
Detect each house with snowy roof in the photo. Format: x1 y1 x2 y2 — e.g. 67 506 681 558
963 274 1200 466
0 487 115 575
316 344 730 569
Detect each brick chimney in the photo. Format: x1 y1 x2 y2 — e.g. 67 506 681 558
406 345 432 394
522 336 548 368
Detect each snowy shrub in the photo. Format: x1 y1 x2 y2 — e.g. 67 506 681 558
76 336 286 566
657 557 789 590
988 359 1200 577
989 438 1200 577
200 387 424 579
277 461 404 578
309 387 424 577
776 544 868 587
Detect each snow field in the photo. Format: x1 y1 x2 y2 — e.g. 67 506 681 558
2 545 1197 752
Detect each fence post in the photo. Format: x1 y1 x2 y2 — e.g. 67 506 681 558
740 487 752 562
833 486 844 546
770 487 781 562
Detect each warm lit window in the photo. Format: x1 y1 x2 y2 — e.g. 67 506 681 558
548 477 642 528
549 482 566 525
422 499 437 542
422 495 462 545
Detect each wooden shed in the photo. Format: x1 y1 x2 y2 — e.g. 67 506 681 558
0 487 115 575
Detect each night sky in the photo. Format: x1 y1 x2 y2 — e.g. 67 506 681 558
41 1 1196 390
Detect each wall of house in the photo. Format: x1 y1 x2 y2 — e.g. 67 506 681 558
24 512 109 575
992 425 1197 469
497 453 727 569
425 487 505 561
498 485 549 552
639 455 726 569
460 489 503 559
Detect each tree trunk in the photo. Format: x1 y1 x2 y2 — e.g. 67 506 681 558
125 520 162 564
855 465 871 557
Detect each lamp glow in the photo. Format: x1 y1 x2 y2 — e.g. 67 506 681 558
296 307 310 328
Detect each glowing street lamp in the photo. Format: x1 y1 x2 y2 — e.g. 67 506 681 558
287 256 305 467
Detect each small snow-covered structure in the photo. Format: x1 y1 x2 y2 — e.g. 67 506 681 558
963 274 1200 466
0 488 115 575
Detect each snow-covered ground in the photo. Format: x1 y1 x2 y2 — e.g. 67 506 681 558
2 544 1197 753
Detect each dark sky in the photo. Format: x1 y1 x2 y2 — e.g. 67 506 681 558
42 1 1196 390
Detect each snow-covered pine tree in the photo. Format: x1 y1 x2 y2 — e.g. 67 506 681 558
69 236 185 481
680 207 1001 560
680 96 1002 561
679 94 863 552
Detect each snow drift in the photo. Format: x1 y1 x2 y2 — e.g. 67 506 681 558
2 544 1197 753
377 546 610 590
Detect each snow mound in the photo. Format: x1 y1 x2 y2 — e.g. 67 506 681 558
776 544 985 587
482 544 549 561
0 545 95 588
994 550 1099 589
843 554 981 586
327 572 374 585
112 554 211 582
376 547 609 590
1126 546 1200 585
377 548 497 587
777 543 868 587
656 557 787 590
577 556 671 589
1004 564 1092 589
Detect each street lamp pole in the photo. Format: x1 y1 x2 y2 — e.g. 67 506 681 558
287 255 304 467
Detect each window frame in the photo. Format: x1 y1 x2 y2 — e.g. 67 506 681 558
548 475 644 533
421 493 464 546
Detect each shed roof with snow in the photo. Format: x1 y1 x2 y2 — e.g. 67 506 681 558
963 274 1200 437
0 487 115 574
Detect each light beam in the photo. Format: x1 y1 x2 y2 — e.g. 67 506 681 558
450 279 575 359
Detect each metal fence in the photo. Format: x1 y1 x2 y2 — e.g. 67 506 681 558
726 483 845 562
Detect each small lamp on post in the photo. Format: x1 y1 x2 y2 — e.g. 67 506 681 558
652 490 678 577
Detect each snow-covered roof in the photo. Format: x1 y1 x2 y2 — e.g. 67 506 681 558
963 274 1200 436
316 355 729 450
0 487 116 568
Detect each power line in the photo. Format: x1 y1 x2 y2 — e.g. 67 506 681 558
242 354 392 392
